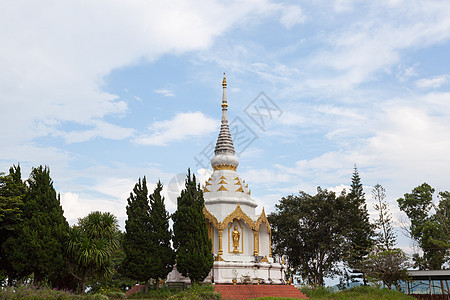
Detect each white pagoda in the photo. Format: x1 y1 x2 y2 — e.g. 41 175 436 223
202 75 285 284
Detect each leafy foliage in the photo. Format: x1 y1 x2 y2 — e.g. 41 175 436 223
66 211 120 293
172 169 213 283
372 184 396 250
397 183 449 269
360 248 410 290
269 188 351 286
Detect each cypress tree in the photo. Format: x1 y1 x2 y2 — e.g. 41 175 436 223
172 169 213 283
6 166 69 286
0 165 26 285
122 177 154 283
148 181 175 282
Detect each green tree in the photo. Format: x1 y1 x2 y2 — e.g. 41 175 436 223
148 181 175 282
372 184 396 250
122 178 175 288
122 177 154 284
397 183 449 269
4 166 69 286
346 166 373 262
172 169 213 283
0 165 26 285
66 211 120 294
344 166 373 286
361 248 410 290
269 188 350 286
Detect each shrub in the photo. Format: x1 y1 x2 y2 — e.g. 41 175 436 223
298 285 333 298
0 285 73 299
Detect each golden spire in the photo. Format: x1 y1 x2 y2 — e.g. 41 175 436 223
222 72 227 87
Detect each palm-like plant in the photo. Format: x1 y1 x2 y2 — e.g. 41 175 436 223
66 211 119 294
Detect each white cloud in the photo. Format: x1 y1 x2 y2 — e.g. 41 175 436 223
134 111 218 146
279 5 306 28
154 89 176 97
62 120 135 143
0 0 298 157
415 74 450 89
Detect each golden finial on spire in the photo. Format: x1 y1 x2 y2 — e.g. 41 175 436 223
222 72 227 87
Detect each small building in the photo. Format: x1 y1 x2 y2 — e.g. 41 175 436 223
406 270 450 298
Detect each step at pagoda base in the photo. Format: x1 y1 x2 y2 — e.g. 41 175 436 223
214 284 308 299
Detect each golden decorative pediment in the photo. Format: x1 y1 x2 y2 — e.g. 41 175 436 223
218 179 227 184
255 207 271 233
204 187 210 193
236 186 244 192
220 176 227 179
203 206 219 229
220 204 254 230
261 255 269 263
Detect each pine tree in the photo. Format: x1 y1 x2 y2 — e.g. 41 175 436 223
345 165 373 284
122 177 154 283
5 166 69 286
148 181 175 282
172 169 213 283
0 165 26 285
372 184 396 250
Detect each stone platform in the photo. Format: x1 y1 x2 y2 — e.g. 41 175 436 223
214 284 308 299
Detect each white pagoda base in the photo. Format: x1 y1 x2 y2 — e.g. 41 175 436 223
212 256 285 284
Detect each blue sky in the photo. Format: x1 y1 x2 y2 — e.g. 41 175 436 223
2 1 450 260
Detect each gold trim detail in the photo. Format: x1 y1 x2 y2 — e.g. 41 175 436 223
255 207 271 233
207 223 214 253
261 255 269 263
213 164 237 171
203 206 219 229
220 204 254 230
204 187 210 192
253 230 259 256
236 186 244 192
220 176 226 179
248 190 251 195
218 229 223 255
218 179 227 184
245 184 248 188
217 185 228 191
215 255 225 261
205 181 211 186
208 177 212 181
234 177 239 180
221 103 228 108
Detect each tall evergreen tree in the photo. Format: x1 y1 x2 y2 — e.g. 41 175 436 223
5 166 69 286
372 184 396 250
345 166 373 284
122 177 154 283
0 165 26 285
148 181 175 282
172 169 213 283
